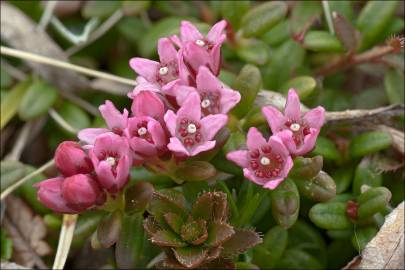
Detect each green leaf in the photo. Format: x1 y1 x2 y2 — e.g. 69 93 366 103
357 187 391 220
290 1 322 37
327 240 357 269
206 222 235 247
173 246 208 269
241 1 288 38
309 202 351 230
174 161 217 182
117 17 147 44
0 79 30 129
125 181 154 214
151 229 187 248
303 31 344 52
237 191 266 227
236 40 270 65
231 64 262 118
236 262 260 270
180 220 208 244
289 156 323 181
192 192 227 222
148 190 188 223
1 230 13 260
122 0 150 16
294 171 336 202
271 179 300 229
349 131 392 158
57 101 91 131
221 1 250 30
115 213 144 269
262 19 290 47
326 229 353 240
253 225 287 268
281 76 317 100
356 0 399 50
221 228 262 257
332 12 359 52
182 181 209 205
331 166 353 194
384 68 405 104
18 79 58 120
252 246 273 269
82 0 121 18
276 249 322 270
164 213 184 234
353 157 383 195
97 210 123 248
312 136 341 161
351 226 377 252
0 66 13 88
0 160 26 192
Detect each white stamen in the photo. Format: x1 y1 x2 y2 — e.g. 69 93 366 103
195 39 205 46
138 127 147 136
260 157 270 166
106 157 116 166
201 99 211 108
290 123 301 132
159 66 168 75
187 123 197 134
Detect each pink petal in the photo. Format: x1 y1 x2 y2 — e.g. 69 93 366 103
78 128 109 145
295 128 319 156
219 87 241 114
171 85 196 106
262 106 285 134
129 80 161 98
167 137 189 156
226 150 249 168
164 110 177 137
207 20 227 43
281 156 294 178
284 89 301 121
116 155 130 191
303 106 325 129
129 58 160 82
268 135 290 158
209 42 222 75
177 92 201 122
246 127 267 150
99 100 128 131
200 114 228 141
183 42 211 75
190 141 216 156
161 79 181 96
276 130 298 155
263 177 285 190
196 66 222 93
180 21 203 42
95 161 116 191
243 169 268 185
131 91 165 121
158 37 178 64
170 34 183 48
148 120 167 147
129 136 157 156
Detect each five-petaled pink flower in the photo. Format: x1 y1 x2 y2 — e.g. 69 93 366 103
125 116 168 157
164 92 228 156
262 89 325 156
177 20 227 81
89 133 132 193
78 100 128 145
172 66 241 115
130 38 180 90
227 127 293 190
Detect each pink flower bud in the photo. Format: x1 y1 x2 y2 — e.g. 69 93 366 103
54 141 93 177
131 91 165 123
62 174 106 212
227 128 293 190
34 177 78 214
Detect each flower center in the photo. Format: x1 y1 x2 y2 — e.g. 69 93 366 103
159 66 168 75
187 124 197 134
138 127 147 136
249 146 284 179
201 99 211 108
290 123 301 132
260 157 270 165
195 39 205 46
105 156 116 166
178 118 202 148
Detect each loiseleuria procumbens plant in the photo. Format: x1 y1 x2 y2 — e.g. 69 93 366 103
34 20 329 269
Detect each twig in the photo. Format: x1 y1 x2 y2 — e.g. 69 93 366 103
0 159 55 201
51 16 99 45
376 125 405 155
316 45 395 76
53 214 78 270
0 59 27 80
38 0 57 30
49 108 79 134
66 10 124 56
0 46 137 86
4 122 33 161
60 91 99 116
322 1 334 35
146 252 165 269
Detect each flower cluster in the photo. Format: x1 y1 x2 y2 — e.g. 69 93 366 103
227 89 325 190
35 20 242 214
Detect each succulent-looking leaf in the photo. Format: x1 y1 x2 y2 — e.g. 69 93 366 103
357 187 392 220
205 246 222 262
294 171 336 202
221 229 262 257
180 220 208 245
349 131 392 158
309 202 351 230
125 181 154 214
191 192 214 221
148 190 188 223
206 222 235 247
174 161 217 182
164 213 184 234
151 230 187 248
144 216 161 235
172 246 208 268
271 179 300 228
97 211 123 248
289 156 323 180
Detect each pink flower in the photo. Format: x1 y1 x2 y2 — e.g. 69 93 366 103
226 128 293 190
262 89 325 156
54 141 93 177
78 100 128 145
130 90 165 123
173 66 240 115
164 92 228 156
125 116 168 157
129 38 180 88
178 20 227 78
35 177 78 214
89 133 132 193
